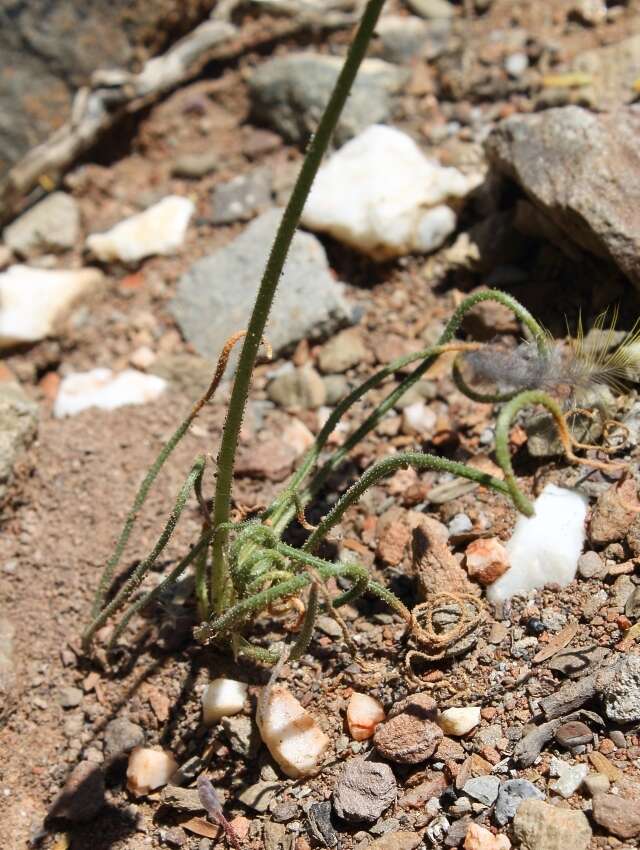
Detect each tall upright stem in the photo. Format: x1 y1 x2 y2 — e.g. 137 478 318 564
210 0 387 611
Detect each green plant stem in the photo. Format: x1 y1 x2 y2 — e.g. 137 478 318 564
303 450 511 552
210 0 389 614
495 389 568 517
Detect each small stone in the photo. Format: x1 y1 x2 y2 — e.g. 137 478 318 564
554 721 592 748
368 832 422 850
513 799 591 850
164 826 187 847
0 385 38 503
602 654 640 723
58 686 83 709
54 369 167 417
202 678 248 726
462 776 500 806
211 168 272 225
271 801 299 822
590 479 640 545
318 328 369 374
160 785 204 813
399 771 448 808
0 265 103 348
86 196 194 263
624 586 640 619
465 538 510 585
548 757 589 799
235 436 297 482
332 757 397 823
407 0 453 18
346 692 386 741
323 374 349 405
438 706 481 737
267 366 326 409
577 551 606 580
464 824 511 850
307 801 338 847
221 714 260 758
237 780 281 813
171 151 219 178
494 779 544 826
376 509 411 566
592 793 640 839
3 192 80 256
126 747 178 797
582 773 610 797
303 125 479 260
373 693 443 764
504 53 528 78
262 821 289 850
401 402 437 437
257 684 330 778
48 761 105 823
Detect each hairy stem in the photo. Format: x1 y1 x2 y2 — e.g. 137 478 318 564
210 0 389 613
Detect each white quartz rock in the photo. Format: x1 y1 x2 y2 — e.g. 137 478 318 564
487 484 587 603
202 678 248 726
549 757 589 798
126 747 177 796
54 368 167 417
86 195 194 263
0 264 103 348
438 706 481 736
257 684 330 778
346 692 386 741
302 124 481 259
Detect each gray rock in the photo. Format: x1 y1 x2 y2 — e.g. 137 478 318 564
249 53 408 146
374 15 450 64
104 717 144 761
267 366 326 409
602 654 640 723
486 106 640 290
48 761 105 823
221 713 260 758
307 801 338 848
0 617 15 719
171 151 219 179
571 35 640 110
494 779 544 825
171 209 353 363
3 192 79 256
318 327 368 374
263 821 293 850
332 757 397 823
577 551 606 580
0 383 38 503
210 168 272 225
625 585 640 619
323 373 350 405
58 686 83 709
406 0 454 18
462 775 500 806
238 780 282 813
160 785 204 813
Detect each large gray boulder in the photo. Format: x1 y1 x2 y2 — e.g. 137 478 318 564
486 106 640 289
170 209 353 364
249 53 408 146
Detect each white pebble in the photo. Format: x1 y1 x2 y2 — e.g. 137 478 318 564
86 195 194 263
302 125 481 259
257 684 330 778
126 747 177 796
402 402 437 437
549 757 589 798
0 265 103 348
346 692 386 741
202 678 248 726
54 368 167 417
504 52 529 78
486 484 587 603
438 706 481 736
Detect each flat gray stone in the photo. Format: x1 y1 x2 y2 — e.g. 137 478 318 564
486 106 640 290
4 192 79 256
249 53 408 146
495 779 545 825
462 775 500 806
171 209 353 364
332 757 397 823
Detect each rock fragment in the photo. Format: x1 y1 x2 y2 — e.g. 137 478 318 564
494 779 544 825
465 538 510 585
210 168 272 224
0 265 103 348
548 757 588 798
86 195 194 263
54 368 167 417
373 693 443 763
318 327 369 374
601 653 640 723
438 706 481 737
302 125 480 260
0 383 38 502
104 718 145 762
267 366 326 409
332 757 397 823
3 192 79 256
202 679 248 726
346 692 385 741
257 684 330 778
592 792 640 839
513 799 591 850
171 209 352 362
462 775 500 806
126 747 178 796
464 824 511 850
